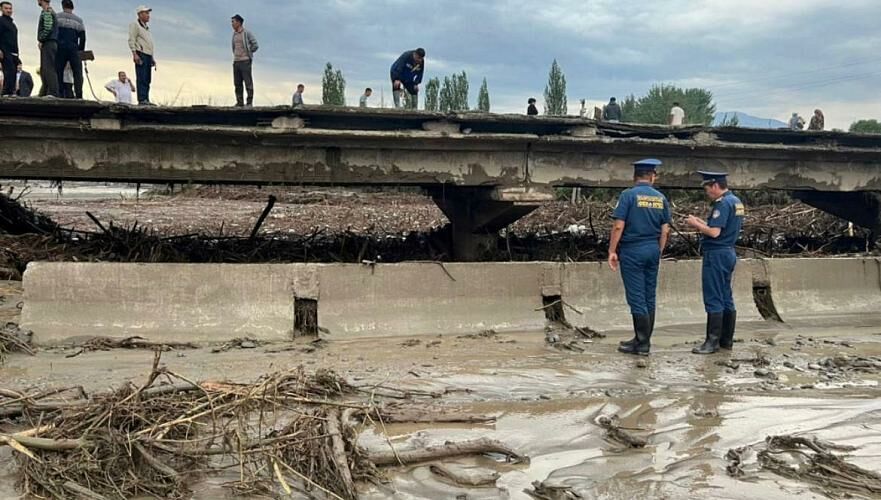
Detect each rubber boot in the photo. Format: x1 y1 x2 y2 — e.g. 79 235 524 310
618 314 652 356
619 311 655 348
720 310 737 350
619 315 639 348
693 313 724 355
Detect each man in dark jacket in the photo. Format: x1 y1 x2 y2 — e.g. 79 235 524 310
527 97 538 116
15 62 32 96
390 48 424 109
36 0 59 97
603 97 622 122
55 0 84 98
0 1 19 97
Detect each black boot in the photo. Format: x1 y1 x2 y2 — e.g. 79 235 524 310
619 316 639 348
618 314 652 356
720 310 737 350
693 313 723 355
622 310 656 348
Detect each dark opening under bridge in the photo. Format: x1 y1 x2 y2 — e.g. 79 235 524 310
1 99 880 258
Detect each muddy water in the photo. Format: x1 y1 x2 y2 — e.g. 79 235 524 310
2 315 880 499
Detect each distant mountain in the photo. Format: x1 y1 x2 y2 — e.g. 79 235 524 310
714 112 787 129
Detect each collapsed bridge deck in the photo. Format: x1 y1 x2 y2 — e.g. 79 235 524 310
2 99 881 191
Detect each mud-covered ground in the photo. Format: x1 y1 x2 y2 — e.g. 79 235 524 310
2 184 880 499
2 271 880 499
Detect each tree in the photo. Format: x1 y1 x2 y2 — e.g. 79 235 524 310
619 94 637 121
543 59 567 116
849 119 881 134
621 84 716 125
438 71 469 112
718 113 740 127
321 62 346 106
478 78 490 112
424 78 441 112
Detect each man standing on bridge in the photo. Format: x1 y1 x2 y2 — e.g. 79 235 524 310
128 5 155 105
608 159 671 356
36 0 59 97
0 1 19 98
390 48 424 109
686 172 745 355
55 0 85 99
231 14 258 107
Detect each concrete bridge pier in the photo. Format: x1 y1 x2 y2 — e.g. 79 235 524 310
794 191 881 239
430 186 556 261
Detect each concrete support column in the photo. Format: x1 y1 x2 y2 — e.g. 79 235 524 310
430 186 555 261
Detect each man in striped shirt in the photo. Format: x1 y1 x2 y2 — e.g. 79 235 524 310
55 0 84 99
36 0 59 97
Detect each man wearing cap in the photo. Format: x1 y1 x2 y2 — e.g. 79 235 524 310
608 159 671 356
230 14 258 107
686 172 746 355
128 5 155 105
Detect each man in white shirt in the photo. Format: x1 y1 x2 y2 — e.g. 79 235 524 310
104 71 134 104
669 102 685 127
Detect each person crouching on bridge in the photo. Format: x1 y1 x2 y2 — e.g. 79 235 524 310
390 47 424 109
608 159 671 356
686 172 745 354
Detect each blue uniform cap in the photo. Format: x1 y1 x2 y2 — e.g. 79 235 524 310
633 158 662 173
698 171 728 186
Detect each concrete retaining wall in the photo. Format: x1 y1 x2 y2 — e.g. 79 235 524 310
766 258 881 320
20 258 881 344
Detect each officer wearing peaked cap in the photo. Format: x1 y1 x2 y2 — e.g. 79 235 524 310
608 159 672 356
686 171 746 355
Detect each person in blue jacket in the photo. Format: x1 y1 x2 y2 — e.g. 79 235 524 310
686 171 746 354
608 159 671 356
390 48 424 109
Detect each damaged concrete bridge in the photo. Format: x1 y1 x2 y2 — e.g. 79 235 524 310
2 99 880 258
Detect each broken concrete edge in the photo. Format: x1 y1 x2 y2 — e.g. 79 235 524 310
19 258 881 346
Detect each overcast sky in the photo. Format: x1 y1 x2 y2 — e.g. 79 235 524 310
9 0 881 129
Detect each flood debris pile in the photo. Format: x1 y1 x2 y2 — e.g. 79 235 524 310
1 188 877 267
0 322 33 364
727 435 881 498
0 354 526 499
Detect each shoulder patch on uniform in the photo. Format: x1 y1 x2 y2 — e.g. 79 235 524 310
712 209 721 219
735 203 746 216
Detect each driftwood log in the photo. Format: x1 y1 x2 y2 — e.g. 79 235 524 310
369 437 528 466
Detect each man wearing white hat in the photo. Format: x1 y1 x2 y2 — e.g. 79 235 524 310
127 5 155 105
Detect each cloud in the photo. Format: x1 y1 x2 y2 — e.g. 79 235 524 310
5 0 881 129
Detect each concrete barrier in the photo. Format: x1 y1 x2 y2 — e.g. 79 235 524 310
316 263 550 338
766 258 881 321
21 263 315 343
22 259 773 344
561 259 760 330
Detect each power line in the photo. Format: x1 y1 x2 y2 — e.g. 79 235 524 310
714 69 881 105
704 55 881 92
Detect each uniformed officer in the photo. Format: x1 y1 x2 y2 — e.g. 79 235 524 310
686 171 746 354
608 159 671 356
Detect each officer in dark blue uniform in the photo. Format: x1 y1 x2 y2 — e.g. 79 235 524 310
686 171 746 354
608 159 671 356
